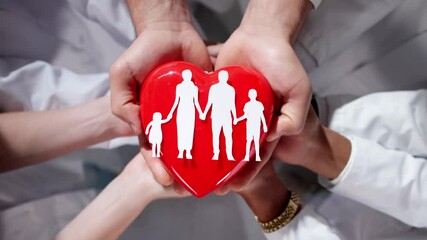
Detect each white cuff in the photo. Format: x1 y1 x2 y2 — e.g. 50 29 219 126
318 136 358 188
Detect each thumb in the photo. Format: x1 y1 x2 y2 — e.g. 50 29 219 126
109 59 142 134
214 44 243 69
267 80 312 140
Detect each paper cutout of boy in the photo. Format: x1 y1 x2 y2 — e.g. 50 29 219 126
235 89 267 161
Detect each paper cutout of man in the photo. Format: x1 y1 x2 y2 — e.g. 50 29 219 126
235 89 267 161
202 70 236 160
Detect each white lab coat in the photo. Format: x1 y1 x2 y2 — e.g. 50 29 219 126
1 0 427 239
263 0 427 239
266 90 427 240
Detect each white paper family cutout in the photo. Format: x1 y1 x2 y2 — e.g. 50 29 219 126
145 69 268 161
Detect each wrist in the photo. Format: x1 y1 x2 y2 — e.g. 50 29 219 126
239 172 290 222
300 126 351 179
125 0 192 35
241 0 312 42
120 163 159 204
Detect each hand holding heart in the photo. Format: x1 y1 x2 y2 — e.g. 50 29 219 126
137 31 311 194
110 0 313 196
109 16 212 187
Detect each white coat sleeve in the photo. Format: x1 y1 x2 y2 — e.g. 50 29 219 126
320 90 427 228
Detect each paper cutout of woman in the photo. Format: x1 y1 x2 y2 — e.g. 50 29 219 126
167 69 203 159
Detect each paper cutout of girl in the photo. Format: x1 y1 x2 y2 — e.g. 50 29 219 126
145 112 169 157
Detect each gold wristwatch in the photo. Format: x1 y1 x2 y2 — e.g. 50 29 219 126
255 191 300 233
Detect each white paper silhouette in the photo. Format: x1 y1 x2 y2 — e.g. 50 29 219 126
201 70 237 161
167 69 203 159
145 112 169 158
235 89 268 161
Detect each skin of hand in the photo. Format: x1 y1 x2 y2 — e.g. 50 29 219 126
0 96 134 173
274 107 352 180
215 0 313 139
236 160 291 222
211 0 313 194
57 153 188 240
110 0 212 186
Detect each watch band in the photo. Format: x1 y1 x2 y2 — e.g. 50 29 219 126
255 191 301 233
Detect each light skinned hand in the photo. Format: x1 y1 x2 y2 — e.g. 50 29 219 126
110 0 212 187
215 0 313 140
213 0 313 194
122 153 190 200
215 28 312 140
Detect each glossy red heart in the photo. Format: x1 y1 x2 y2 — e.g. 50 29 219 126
140 62 274 197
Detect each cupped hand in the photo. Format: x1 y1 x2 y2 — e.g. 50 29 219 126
212 27 312 194
110 21 212 187
215 27 312 140
122 153 190 201
110 22 212 134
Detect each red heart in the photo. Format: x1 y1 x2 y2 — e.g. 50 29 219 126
140 62 274 197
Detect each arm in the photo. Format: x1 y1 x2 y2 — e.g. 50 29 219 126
203 91 213 116
145 121 153 135
235 113 247 123
167 90 180 120
160 119 170 124
275 91 427 228
261 112 268 132
0 96 133 173
231 92 237 122
56 153 186 240
193 89 203 118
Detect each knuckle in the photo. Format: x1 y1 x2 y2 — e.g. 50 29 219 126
109 59 125 77
111 101 123 117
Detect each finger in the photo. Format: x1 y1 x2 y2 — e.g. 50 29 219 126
267 80 312 140
210 56 217 66
214 185 230 196
158 184 191 199
214 50 241 69
214 40 245 69
173 182 189 195
139 136 174 186
207 43 223 59
141 149 174 186
109 58 142 135
227 140 279 192
182 33 213 71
